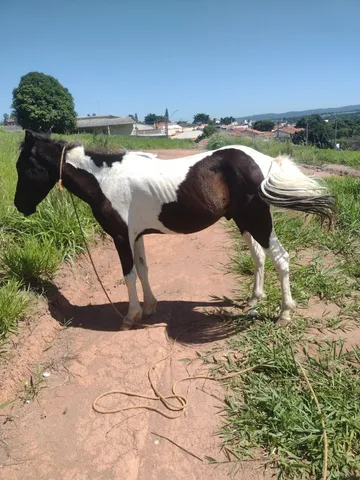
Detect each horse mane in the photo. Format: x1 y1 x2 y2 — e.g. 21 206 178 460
19 132 128 163
19 132 70 151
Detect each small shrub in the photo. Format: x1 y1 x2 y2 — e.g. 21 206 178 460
1 237 61 287
206 133 233 150
0 280 32 338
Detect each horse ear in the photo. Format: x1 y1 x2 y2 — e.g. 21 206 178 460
45 126 53 138
25 130 35 145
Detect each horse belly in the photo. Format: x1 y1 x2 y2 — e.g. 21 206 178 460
157 171 230 234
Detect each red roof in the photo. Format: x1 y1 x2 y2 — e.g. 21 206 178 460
276 126 304 135
245 128 273 136
228 129 273 137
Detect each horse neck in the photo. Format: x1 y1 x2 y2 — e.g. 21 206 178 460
65 146 94 172
62 146 107 207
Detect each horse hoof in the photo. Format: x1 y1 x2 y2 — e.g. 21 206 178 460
276 317 291 327
120 310 143 330
243 294 266 311
120 322 133 331
143 299 157 317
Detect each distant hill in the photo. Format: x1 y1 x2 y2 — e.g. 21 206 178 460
236 104 360 122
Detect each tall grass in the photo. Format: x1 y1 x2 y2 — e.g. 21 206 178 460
54 131 196 150
0 280 33 339
0 131 99 340
207 133 360 168
214 175 360 478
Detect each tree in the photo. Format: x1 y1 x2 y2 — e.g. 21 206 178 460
194 123 217 143
165 108 169 120
144 113 165 125
220 116 235 125
253 120 275 132
12 72 76 133
340 135 360 150
129 113 139 123
193 113 210 124
3 113 9 125
294 115 332 149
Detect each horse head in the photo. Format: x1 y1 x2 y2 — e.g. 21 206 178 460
14 130 65 216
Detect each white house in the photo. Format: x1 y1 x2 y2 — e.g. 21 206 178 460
76 115 135 135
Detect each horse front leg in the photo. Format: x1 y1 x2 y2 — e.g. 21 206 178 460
134 236 157 316
113 234 142 330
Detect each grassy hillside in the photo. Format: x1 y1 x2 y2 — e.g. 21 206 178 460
236 104 360 122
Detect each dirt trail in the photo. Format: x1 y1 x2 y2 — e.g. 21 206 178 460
0 149 271 480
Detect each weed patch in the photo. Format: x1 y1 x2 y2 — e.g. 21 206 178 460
217 321 360 479
213 174 360 478
0 280 33 339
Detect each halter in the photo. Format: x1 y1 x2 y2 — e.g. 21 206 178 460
58 145 67 192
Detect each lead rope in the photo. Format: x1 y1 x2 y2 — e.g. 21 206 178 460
92 324 262 419
69 193 125 321
57 148 262 421
57 146 125 321
58 146 66 193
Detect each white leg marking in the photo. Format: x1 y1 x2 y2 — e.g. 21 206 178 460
242 232 266 308
265 229 296 325
121 267 143 330
134 237 157 316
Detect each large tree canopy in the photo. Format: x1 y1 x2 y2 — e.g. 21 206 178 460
12 72 77 133
220 116 235 125
193 113 211 124
293 115 332 149
144 113 165 125
253 120 275 132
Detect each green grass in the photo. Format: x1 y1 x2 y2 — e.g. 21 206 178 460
217 323 360 479
53 131 196 150
0 131 100 340
207 133 360 168
0 280 33 339
211 175 360 478
1 237 61 288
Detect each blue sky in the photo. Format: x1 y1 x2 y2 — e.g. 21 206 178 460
1 0 359 122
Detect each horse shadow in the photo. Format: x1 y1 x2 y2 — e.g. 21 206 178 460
44 283 255 344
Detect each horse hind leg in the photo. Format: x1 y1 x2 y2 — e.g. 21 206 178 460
264 229 296 325
234 197 295 325
241 232 266 308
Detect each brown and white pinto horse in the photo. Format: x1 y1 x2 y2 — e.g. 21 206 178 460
14 131 335 329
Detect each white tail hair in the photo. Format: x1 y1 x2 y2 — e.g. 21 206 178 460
259 155 336 222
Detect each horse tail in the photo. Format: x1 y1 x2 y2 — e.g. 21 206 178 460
258 154 336 224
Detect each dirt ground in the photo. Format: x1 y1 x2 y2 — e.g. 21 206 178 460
0 149 358 480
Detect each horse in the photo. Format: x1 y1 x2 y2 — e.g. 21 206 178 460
14 130 336 330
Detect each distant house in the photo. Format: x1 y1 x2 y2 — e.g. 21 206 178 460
238 128 274 141
273 126 304 140
76 115 135 135
154 122 183 136
2 117 22 132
